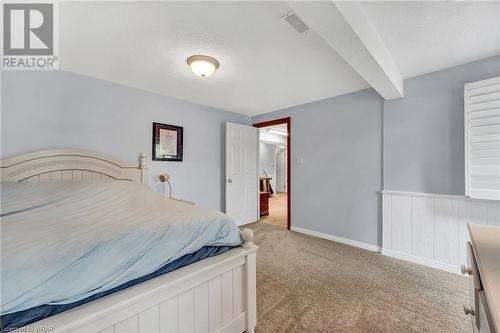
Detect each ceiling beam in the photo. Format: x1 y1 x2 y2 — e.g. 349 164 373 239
287 1 404 99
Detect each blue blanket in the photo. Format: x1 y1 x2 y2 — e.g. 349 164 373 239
0 246 232 331
0 181 241 316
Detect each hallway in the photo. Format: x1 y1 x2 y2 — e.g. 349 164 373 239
259 192 287 228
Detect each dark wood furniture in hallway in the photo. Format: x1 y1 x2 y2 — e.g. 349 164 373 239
259 176 273 194
260 191 270 216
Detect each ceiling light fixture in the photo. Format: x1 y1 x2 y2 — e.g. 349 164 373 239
267 129 288 136
186 55 220 78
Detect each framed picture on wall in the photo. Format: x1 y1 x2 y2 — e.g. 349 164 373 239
152 122 183 161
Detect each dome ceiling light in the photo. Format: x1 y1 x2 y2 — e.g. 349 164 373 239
186 55 220 78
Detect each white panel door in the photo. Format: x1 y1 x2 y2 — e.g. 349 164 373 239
225 122 258 225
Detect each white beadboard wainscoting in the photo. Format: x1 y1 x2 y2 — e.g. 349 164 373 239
382 191 500 274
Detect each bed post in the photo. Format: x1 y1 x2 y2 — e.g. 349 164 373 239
245 251 257 333
138 153 148 184
241 229 257 333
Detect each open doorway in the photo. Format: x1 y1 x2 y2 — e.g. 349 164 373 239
254 118 291 229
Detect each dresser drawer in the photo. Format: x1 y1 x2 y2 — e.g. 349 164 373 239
465 241 495 333
465 241 480 331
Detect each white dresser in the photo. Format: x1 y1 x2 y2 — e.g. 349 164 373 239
463 224 500 333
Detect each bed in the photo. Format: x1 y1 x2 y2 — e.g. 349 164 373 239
0 149 257 333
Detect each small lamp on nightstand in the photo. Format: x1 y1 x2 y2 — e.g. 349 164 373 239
159 173 172 198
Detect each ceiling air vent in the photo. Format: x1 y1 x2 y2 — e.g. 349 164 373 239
282 11 309 34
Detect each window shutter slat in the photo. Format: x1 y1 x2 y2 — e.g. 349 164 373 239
469 100 500 112
469 91 500 104
469 108 500 119
465 76 500 200
470 116 500 126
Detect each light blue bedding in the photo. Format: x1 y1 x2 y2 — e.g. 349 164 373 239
0 181 241 315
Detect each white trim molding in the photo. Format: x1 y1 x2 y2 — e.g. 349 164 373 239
381 190 499 202
291 226 381 253
382 190 500 275
381 249 460 274
381 190 465 201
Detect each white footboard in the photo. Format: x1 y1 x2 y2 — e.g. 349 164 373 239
17 246 257 333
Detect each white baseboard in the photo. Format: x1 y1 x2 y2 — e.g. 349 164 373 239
381 248 461 275
291 226 381 252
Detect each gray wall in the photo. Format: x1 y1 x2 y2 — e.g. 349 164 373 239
384 55 500 195
252 89 383 247
3 56 498 248
1 70 251 210
251 56 499 247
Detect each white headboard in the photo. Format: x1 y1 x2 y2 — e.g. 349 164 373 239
0 149 148 184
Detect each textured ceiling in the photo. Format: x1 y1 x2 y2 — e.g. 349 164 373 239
362 1 500 78
60 1 500 116
60 1 368 116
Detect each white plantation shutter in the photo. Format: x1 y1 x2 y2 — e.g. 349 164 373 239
465 76 500 200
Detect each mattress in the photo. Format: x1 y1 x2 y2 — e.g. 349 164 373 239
0 245 233 331
0 181 241 328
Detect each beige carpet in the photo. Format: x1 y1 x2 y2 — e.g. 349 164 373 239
244 222 470 333
260 193 287 228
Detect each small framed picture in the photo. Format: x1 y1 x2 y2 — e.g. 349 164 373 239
152 122 183 161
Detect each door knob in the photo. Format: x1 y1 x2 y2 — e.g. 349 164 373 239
463 304 475 316
461 264 472 275
227 178 233 183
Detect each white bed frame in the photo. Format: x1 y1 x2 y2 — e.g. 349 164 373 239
1 149 257 333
